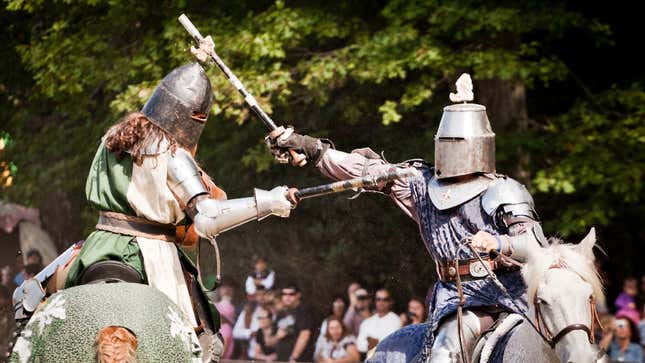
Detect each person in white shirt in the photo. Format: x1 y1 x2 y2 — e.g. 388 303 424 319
356 288 402 353
245 256 276 295
314 296 348 361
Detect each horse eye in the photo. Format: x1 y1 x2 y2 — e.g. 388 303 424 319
537 297 549 306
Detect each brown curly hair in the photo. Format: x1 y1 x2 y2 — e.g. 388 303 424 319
103 112 177 165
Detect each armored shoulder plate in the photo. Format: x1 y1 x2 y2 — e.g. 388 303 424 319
481 177 533 215
167 148 208 205
428 173 495 210
481 176 538 228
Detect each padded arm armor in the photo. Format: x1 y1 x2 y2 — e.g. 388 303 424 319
482 177 546 261
167 148 209 208
193 186 293 238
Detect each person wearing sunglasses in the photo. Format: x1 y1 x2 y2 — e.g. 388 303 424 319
356 288 401 357
271 283 314 362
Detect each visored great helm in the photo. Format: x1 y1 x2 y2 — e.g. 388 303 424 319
434 74 495 179
142 63 213 149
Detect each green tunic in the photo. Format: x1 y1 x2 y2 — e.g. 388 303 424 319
65 143 145 286
65 142 219 329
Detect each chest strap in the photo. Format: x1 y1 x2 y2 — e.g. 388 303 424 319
96 211 176 242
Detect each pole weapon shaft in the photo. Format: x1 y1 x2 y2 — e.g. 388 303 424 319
295 169 416 200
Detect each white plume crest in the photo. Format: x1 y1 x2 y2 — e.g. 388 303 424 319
449 73 474 103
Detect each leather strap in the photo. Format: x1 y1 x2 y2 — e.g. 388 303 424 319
437 257 516 282
96 211 176 241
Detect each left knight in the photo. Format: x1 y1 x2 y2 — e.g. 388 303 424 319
12 63 296 361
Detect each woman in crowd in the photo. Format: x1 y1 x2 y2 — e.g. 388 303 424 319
315 296 347 360
600 312 643 363
316 317 360 363
254 306 278 362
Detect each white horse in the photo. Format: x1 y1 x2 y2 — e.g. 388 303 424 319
493 227 608 362
370 228 608 363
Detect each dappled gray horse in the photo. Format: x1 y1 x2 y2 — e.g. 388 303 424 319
372 228 608 363
10 283 202 363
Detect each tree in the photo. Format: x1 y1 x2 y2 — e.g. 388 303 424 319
1 0 642 311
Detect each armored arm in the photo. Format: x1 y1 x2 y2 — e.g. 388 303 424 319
192 186 292 238
167 148 293 238
481 177 547 261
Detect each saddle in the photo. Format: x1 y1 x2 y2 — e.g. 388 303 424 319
471 313 524 363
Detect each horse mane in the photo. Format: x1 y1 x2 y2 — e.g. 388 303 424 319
95 326 138 363
522 237 605 305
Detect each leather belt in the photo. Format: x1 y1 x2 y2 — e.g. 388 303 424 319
437 256 518 282
96 211 176 242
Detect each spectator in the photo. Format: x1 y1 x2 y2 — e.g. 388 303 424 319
316 317 360 363
245 256 275 296
14 249 42 286
216 299 236 360
315 296 348 360
343 287 371 336
233 286 268 359
356 288 401 354
272 283 314 362
346 282 361 301
640 304 645 346
24 263 40 280
1 285 16 358
400 296 427 326
254 306 278 362
1 265 17 293
602 314 643 363
265 289 282 317
616 278 639 313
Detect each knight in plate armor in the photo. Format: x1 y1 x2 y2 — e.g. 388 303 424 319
12 63 296 362
267 73 546 362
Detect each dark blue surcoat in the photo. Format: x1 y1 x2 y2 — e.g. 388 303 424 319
369 165 528 363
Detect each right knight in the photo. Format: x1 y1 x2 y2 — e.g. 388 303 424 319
267 74 547 362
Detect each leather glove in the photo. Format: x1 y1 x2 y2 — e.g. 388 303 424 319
266 126 332 165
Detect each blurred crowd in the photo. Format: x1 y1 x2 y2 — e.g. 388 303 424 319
596 277 645 363
3 249 645 362
211 256 427 362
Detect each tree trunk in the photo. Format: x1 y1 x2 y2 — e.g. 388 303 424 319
476 79 531 186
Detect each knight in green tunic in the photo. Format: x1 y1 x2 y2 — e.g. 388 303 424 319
11 63 297 362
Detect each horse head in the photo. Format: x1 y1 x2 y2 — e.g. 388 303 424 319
522 227 606 363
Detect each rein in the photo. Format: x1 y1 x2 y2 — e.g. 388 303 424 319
465 239 602 351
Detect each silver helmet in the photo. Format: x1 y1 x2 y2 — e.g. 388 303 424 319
434 74 495 179
141 63 213 149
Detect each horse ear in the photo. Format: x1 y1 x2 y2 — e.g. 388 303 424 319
576 227 596 260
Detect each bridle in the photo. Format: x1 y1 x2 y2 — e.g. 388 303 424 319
418 238 604 363
532 266 603 349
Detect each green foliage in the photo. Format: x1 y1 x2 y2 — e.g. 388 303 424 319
535 84 645 234
1 0 641 309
